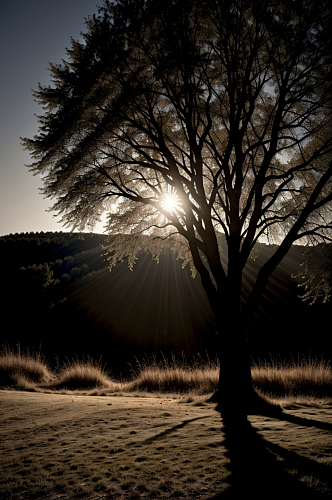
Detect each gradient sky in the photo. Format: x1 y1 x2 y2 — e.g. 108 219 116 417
0 0 106 236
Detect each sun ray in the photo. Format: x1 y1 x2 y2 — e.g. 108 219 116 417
160 191 181 214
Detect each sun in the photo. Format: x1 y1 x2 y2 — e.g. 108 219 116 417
160 191 181 214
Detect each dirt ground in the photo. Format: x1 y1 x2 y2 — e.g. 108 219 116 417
1 390 331 499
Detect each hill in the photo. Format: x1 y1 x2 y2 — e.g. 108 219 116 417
0 232 330 374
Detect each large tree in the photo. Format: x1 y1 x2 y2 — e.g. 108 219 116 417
23 0 332 421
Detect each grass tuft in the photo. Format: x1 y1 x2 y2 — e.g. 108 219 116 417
126 353 219 394
52 356 116 390
0 344 53 389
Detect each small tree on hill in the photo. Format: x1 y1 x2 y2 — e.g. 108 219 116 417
22 0 332 421
297 244 332 304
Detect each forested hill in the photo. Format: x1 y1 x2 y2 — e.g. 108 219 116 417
0 232 330 374
0 231 110 361
0 231 106 275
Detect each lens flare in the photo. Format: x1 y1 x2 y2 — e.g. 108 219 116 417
160 192 181 214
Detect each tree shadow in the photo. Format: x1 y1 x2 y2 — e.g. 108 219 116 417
142 415 209 444
139 403 331 498
211 410 332 499
272 410 332 432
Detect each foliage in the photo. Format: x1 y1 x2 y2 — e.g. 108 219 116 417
18 262 55 291
296 244 332 304
21 0 332 413
0 232 110 367
0 232 69 269
22 0 332 316
0 231 106 307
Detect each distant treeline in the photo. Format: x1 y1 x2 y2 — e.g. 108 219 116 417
0 231 107 308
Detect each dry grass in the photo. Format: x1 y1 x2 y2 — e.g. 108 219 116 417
1 346 331 401
51 356 120 390
1 390 331 499
126 354 219 394
0 344 53 389
1 348 332 498
251 355 332 399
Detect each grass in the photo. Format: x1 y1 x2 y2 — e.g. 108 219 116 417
251 355 332 399
1 347 332 499
51 356 120 390
1 390 331 499
127 353 219 394
0 345 331 400
0 344 53 390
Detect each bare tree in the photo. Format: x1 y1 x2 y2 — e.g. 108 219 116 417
22 0 332 421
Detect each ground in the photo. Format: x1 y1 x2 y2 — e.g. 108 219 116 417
0 390 331 499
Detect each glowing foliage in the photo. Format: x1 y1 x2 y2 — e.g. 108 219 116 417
22 0 332 319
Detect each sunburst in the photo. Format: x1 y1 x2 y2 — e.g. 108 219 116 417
160 191 181 214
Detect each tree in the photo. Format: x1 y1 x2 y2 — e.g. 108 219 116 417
22 0 332 421
18 263 55 294
297 243 332 304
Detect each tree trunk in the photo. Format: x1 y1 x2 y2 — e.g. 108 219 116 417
215 312 254 425
211 234 256 423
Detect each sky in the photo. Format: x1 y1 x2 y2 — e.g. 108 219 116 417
0 0 106 236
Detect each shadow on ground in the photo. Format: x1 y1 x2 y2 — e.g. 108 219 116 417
211 408 332 499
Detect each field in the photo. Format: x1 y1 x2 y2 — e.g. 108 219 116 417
1 349 332 499
1 390 332 499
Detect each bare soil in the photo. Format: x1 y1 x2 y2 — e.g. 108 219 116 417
1 390 331 499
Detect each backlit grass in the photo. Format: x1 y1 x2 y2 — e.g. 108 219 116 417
51 356 119 390
252 355 332 398
127 354 219 394
1 348 331 499
0 344 53 389
1 345 331 400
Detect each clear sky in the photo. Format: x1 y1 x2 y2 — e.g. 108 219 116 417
0 0 106 236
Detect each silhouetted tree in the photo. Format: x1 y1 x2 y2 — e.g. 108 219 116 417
22 0 332 421
18 263 55 293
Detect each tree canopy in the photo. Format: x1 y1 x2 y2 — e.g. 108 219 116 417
22 0 332 417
